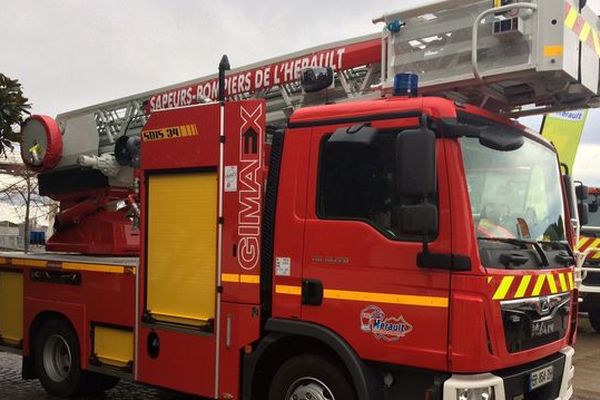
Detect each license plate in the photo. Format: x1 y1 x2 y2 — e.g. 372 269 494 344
529 365 554 390
531 320 555 337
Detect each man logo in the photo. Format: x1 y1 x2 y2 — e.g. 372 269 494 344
537 297 552 316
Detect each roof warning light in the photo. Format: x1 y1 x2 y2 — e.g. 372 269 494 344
393 73 419 97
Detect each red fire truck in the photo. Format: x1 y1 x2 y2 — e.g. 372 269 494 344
2 1 598 399
575 186 600 331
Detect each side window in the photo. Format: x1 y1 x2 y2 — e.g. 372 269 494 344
317 130 429 241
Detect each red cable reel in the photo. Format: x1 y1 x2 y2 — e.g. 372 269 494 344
20 115 63 171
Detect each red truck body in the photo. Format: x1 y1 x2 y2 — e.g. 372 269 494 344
0 95 576 400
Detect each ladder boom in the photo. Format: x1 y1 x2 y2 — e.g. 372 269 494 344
43 0 600 176
56 34 382 164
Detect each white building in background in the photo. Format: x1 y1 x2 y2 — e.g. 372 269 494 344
0 220 22 249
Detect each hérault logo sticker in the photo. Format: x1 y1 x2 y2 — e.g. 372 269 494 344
360 305 413 342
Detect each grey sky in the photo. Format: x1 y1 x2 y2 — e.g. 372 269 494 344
1 0 600 185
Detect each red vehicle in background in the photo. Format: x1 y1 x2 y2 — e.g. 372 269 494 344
576 186 600 331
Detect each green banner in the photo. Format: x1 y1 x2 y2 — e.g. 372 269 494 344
541 110 588 172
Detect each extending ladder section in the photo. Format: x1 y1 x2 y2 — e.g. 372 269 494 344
376 0 600 117
52 0 600 174
55 35 382 165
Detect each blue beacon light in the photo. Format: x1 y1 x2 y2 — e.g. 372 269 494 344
393 73 419 97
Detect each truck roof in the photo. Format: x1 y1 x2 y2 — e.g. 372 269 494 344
288 97 458 126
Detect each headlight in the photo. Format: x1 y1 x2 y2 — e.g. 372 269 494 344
457 387 495 400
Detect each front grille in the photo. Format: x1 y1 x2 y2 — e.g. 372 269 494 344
583 270 600 286
501 294 570 353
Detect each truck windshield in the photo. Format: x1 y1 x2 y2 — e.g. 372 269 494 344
460 135 566 243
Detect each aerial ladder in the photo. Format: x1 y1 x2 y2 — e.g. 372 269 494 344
20 0 600 255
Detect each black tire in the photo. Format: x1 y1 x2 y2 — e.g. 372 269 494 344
589 309 600 333
269 354 356 400
34 318 118 397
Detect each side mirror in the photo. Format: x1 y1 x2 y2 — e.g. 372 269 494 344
479 126 524 151
395 127 436 198
395 204 438 236
395 127 438 237
563 174 578 220
579 202 590 226
562 174 581 241
576 183 589 200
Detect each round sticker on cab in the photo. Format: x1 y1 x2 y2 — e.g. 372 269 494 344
360 305 413 342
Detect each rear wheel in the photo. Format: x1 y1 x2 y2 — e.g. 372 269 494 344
34 319 118 397
589 309 600 333
269 354 356 400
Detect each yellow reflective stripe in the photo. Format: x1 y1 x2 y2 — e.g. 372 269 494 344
221 273 240 283
1 258 134 274
275 285 302 295
62 263 125 274
531 275 546 296
274 285 448 308
590 238 600 251
558 273 568 292
565 7 579 29
546 274 558 294
487 276 493 284
577 237 589 250
568 272 575 290
324 289 448 308
222 273 260 284
592 251 600 259
514 275 532 298
11 258 47 267
543 45 563 57
240 274 260 284
580 22 592 42
493 276 515 300
593 30 600 56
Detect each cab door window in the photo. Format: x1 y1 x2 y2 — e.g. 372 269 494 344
317 130 431 241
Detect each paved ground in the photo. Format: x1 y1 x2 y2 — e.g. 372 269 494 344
1 318 599 399
572 316 600 400
0 352 196 399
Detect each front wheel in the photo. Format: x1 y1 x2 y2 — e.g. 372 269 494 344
269 354 356 400
34 319 118 397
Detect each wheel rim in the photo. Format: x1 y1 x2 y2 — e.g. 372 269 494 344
42 334 72 382
286 377 336 400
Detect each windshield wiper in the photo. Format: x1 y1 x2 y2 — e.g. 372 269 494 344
478 237 550 267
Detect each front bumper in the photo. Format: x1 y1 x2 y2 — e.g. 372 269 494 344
443 346 574 400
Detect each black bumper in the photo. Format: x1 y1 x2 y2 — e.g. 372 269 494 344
495 352 565 400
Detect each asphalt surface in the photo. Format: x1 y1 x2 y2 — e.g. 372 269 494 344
572 316 600 400
0 318 599 400
0 353 195 399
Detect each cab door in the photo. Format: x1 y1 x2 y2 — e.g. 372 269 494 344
300 119 452 371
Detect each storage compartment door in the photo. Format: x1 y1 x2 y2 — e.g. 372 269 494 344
0 271 23 347
146 171 218 327
93 325 134 369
